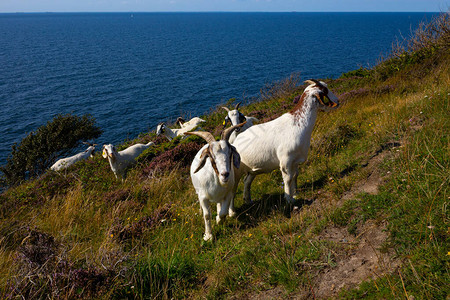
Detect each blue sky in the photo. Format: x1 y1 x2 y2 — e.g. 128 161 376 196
0 0 447 13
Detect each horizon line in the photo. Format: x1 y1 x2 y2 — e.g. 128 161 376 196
0 10 443 14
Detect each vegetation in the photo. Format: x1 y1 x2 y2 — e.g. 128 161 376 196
0 113 102 187
0 12 448 300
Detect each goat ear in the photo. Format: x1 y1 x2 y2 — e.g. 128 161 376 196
231 145 241 169
223 116 230 127
194 147 210 173
239 113 246 123
102 145 108 158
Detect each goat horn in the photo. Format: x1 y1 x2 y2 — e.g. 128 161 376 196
222 107 230 112
235 102 241 109
184 131 216 144
304 79 321 86
221 121 247 141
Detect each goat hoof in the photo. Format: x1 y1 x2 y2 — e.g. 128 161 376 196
228 210 236 218
203 233 213 241
216 215 226 224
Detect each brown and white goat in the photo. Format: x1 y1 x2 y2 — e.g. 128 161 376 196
232 79 339 206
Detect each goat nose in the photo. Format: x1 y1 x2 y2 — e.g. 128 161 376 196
222 172 230 178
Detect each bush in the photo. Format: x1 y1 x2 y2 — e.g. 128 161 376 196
0 114 102 186
141 141 203 177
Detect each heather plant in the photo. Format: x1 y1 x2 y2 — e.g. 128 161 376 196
0 113 102 186
141 141 203 177
7 228 115 299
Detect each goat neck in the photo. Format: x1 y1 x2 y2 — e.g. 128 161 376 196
289 90 319 131
290 80 338 128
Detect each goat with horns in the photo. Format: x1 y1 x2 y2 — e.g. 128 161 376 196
186 121 246 241
231 79 339 209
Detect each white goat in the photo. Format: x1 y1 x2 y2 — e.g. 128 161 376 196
176 116 205 129
186 122 246 241
232 79 339 206
102 141 154 181
156 121 201 141
222 102 258 143
50 143 97 171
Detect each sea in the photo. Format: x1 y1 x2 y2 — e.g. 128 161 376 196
0 12 438 166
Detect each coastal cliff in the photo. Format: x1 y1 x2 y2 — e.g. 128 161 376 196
0 13 448 299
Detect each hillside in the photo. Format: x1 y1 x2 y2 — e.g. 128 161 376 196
0 13 449 299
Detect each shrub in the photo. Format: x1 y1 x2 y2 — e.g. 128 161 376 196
141 141 203 177
8 228 115 299
341 67 372 78
0 114 102 186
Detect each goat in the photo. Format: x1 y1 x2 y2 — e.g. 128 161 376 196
176 116 205 129
156 120 201 141
50 142 97 171
222 102 259 143
186 122 246 241
232 79 339 207
102 141 154 181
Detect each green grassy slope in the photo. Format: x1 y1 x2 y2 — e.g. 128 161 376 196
0 13 448 299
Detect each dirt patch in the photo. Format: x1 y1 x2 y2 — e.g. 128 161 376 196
343 141 401 200
312 221 399 299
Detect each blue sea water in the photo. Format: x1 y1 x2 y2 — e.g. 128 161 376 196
0 12 437 166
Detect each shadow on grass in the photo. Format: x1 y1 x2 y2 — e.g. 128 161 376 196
233 193 314 229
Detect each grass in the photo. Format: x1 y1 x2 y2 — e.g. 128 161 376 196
0 11 449 300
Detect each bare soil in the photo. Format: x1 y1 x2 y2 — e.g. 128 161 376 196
311 220 400 299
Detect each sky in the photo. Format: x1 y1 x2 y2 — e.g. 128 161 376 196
0 0 448 13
